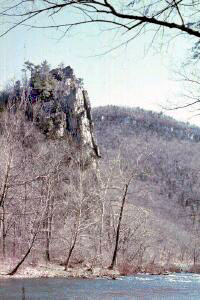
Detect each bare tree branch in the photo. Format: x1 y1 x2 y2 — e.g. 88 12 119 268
1 0 200 39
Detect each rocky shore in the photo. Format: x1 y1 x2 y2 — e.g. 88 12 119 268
0 263 121 280
1 261 197 280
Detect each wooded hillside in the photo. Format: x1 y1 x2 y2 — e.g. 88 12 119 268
1 74 200 276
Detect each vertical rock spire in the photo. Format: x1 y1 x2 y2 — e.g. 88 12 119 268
32 65 100 162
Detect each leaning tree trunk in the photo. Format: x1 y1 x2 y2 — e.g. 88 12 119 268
109 183 129 270
64 230 78 271
8 230 38 276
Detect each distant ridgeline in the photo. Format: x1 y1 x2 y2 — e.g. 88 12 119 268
92 106 200 142
0 61 100 161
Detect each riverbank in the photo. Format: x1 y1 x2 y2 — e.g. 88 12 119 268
0 263 121 279
0 261 199 280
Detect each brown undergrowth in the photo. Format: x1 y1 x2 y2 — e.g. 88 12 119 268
118 262 183 276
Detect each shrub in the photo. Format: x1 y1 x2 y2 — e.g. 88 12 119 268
188 264 200 274
118 262 141 276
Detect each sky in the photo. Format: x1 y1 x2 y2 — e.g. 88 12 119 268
0 8 199 126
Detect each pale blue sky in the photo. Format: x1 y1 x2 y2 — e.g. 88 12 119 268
0 11 198 125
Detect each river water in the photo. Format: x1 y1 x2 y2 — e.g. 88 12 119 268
0 273 200 299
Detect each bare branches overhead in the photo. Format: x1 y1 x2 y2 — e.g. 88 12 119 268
1 0 200 41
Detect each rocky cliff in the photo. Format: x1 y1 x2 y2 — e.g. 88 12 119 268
26 64 100 163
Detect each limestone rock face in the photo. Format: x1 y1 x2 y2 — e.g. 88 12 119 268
31 66 100 162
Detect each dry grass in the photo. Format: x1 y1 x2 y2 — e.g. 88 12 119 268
165 264 182 273
118 262 141 276
142 263 165 274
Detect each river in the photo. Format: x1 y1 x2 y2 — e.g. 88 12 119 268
0 273 200 299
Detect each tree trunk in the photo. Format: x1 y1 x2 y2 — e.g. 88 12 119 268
2 205 6 258
64 231 78 271
8 231 38 276
45 232 50 262
44 210 51 262
13 223 16 258
109 183 129 270
0 155 11 207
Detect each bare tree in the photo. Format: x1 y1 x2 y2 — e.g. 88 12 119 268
8 198 48 276
1 1 200 43
1 2 200 113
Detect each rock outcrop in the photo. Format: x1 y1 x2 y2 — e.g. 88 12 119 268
27 65 100 164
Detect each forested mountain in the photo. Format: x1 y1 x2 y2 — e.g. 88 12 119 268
93 105 200 270
93 105 200 142
1 64 200 277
